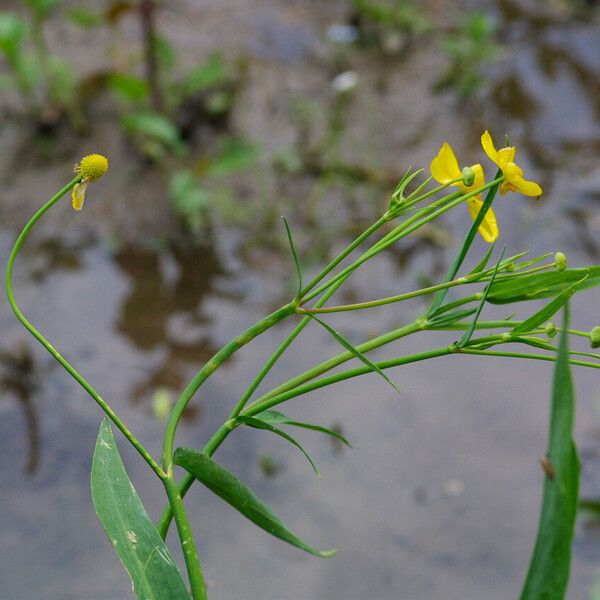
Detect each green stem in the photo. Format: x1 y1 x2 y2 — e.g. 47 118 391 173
163 477 208 600
300 215 388 297
157 275 352 539
5 177 165 479
303 178 503 305
161 303 296 471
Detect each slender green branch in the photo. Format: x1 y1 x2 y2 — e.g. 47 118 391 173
5 177 165 479
163 477 208 600
157 275 353 539
161 303 297 471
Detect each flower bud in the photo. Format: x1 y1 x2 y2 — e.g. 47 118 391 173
590 325 600 349
461 166 475 187
544 321 557 338
554 252 567 271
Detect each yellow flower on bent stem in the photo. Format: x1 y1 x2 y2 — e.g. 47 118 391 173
430 142 498 243
71 154 109 210
481 130 542 197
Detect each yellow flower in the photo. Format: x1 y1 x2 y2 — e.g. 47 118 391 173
72 154 109 210
430 142 498 243
481 130 542 197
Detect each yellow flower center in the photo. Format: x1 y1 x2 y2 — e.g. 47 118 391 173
74 154 109 182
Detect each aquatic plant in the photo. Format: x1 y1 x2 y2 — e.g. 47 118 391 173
6 134 600 599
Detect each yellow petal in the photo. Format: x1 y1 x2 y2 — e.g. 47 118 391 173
467 196 499 243
481 130 499 165
496 146 516 167
503 162 542 197
513 175 542 197
430 142 461 184
71 181 88 210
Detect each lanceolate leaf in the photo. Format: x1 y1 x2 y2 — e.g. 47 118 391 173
468 242 496 276
519 305 579 600
310 315 401 395
487 266 600 304
173 448 336 559
255 410 351 447
282 216 303 299
511 275 589 335
91 419 190 600
236 415 321 477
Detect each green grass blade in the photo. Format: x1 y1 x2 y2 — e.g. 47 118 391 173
309 315 401 395
236 414 321 477
282 216 303 299
173 448 336 558
91 419 190 600
519 305 579 600
255 410 351 447
468 242 496 275
511 275 589 335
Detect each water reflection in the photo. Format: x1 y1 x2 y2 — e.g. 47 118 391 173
112 241 232 416
0 341 41 475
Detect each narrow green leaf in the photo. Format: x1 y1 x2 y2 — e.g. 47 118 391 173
91 419 190 600
487 266 600 304
458 248 506 348
236 415 321 477
512 275 589 335
519 305 579 600
255 410 351 447
428 307 477 327
310 315 401 395
282 216 303 299
427 170 501 315
173 448 336 558
579 498 600 516
468 242 496 275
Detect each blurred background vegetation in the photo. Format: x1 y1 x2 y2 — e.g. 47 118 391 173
1 1 600 599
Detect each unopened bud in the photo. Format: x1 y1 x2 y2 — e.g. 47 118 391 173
554 252 567 271
544 321 557 338
462 166 475 187
590 325 600 349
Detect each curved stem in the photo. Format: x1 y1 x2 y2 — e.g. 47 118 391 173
161 303 296 471
5 177 165 479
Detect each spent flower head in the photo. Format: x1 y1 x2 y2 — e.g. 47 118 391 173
72 154 109 211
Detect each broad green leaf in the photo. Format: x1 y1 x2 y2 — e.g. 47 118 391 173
91 419 190 600
282 217 302 299
458 248 505 348
519 305 579 600
487 266 600 304
255 410 351 447
108 73 150 102
181 58 227 96
512 276 589 335
173 447 336 558
236 415 320 477
310 315 401 395
0 13 26 57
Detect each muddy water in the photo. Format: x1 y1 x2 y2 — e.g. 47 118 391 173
1 1 600 599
